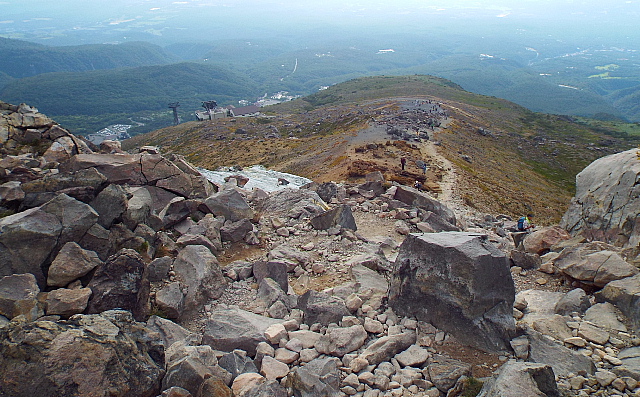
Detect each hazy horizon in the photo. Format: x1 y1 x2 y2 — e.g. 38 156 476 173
1 0 638 46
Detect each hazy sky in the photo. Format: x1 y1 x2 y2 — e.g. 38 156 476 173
1 0 638 45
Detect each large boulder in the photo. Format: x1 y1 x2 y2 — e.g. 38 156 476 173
310 204 357 231
202 306 283 356
554 243 638 287
0 273 42 321
522 226 571 255
391 185 456 226
560 148 640 247
287 357 341 397
0 194 98 286
85 249 150 321
45 287 92 317
0 310 164 397
297 290 350 326
389 232 515 353
357 331 416 365
258 188 326 219
478 361 560 397
47 242 102 287
527 329 596 377
202 188 253 222
172 245 226 314
596 274 640 330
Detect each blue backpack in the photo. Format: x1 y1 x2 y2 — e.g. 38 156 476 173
517 217 526 230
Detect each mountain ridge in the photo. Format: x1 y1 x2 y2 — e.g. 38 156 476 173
124 75 640 224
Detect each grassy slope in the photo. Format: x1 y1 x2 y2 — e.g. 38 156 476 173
125 75 640 223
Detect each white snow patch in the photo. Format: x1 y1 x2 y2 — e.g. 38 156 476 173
199 165 312 192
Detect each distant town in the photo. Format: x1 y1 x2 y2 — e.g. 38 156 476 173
87 91 302 144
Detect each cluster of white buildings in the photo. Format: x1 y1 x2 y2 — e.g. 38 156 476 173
86 124 132 145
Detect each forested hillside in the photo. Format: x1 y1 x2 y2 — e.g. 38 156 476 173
0 62 257 116
0 38 177 80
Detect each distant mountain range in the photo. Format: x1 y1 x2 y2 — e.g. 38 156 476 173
0 36 638 136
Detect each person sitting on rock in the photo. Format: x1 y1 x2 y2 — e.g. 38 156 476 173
517 214 534 232
414 180 423 190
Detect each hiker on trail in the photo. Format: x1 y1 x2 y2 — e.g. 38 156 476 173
414 180 422 190
517 214 534 232
421 162 428 174
400 157 406 170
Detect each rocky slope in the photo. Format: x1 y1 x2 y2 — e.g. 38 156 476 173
1 100 640 397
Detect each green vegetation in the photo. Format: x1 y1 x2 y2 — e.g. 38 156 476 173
0 38 177 79
460 377 484 397
0 62 260 134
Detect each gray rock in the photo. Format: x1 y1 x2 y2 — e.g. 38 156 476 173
257 277 290 313
226 261 253 280
220 218 254 243
162 355 229 396
85 248 150 321
45 287 92 317
258 188 326 220
350 265 389 296
155 282 185 319
20 167 107 198
596 274 640 330
202 188 253 222
244 379 287 397
560 148 640 248
90 183 129 229
392 185 456 225
315 182 339 203
577 322 610 345
160 197 198 228
554 288 591 315
147 315 199 349
160 386 192 397
287 357 341 397
584 302 627 332
0 181 24 204
427 354 472 392
310 204 357 231
553 243 608 285
358 332 416 365
477 361 560 397
173 245 226 314
59 153 147 185
202 306 283 356
0 310 164 397
0 273 42 320
395 344 431 367
616 346 640 381
510 250 541 270
0 194 98 286
148 256 173 282
297 290 350 326
315 325 368 357
47 242 102 287
218 350 259 381
79 223 112 261
527 329 596 377
510 335 530 360
389 232 515 353
253 260 288 291
420 211 460 232
345 246 391 273
532 315 573 341
175 233 218 254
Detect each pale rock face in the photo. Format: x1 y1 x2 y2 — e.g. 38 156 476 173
561 148 640 248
